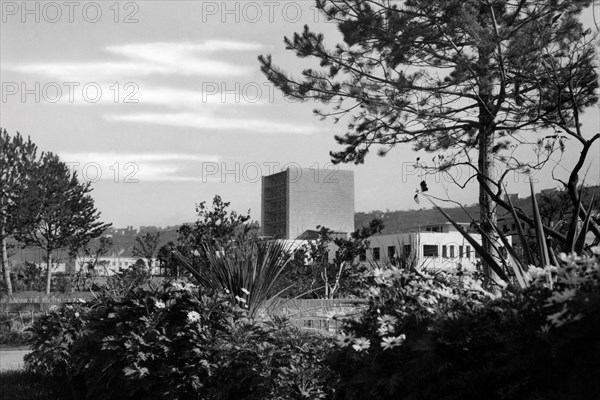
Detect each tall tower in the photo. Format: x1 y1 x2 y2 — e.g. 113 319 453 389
261 168 354 239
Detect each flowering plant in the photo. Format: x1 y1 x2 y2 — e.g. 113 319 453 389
328 250 600 400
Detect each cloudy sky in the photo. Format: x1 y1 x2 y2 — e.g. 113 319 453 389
1 1 599 228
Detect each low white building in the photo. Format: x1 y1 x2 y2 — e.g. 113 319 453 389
362 223 492 271
75 254 160 276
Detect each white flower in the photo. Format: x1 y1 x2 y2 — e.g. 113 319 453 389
434 287 458 300
155 300 166 309
352 338 371 352
49 305 59 312
108 313 116 318
74 312 80 318
335 333 354 347
368 287 381 297
377 325 395 336
381 334 406 350
241 288 250 296
377 315 398 326
186 311 201 324
234 295 246 304
547 288 577 304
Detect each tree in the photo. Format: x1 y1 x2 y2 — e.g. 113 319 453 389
132 232 161 271
259 0 597 279
279 219 384 298
157 241 181 278
177 195 255 253
17 153 111 294
0 129 39 295
73 236 113 291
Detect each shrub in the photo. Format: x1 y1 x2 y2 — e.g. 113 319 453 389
24 302 89 376
328 251 600 400
26 280 336 400
208 315 336 400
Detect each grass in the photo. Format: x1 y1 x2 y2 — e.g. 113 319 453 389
0 369 71 400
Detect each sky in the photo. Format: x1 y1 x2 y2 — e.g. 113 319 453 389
1 1 599 229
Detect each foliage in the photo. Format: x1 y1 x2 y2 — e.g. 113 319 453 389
260 0 598 279
12 262 46 292
177 195 255 252
25 282 336 400
277 220 384 298
175 239 294 317
71 236 114 292
1 128 39 296
328 250 600 400
16 152 111 294
156 241 182 278
24 302 90 376
132 232 161 269
427 178 600 288
207 315 336 400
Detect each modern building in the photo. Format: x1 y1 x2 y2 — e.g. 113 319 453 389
362 223 487 270
261 168 355 239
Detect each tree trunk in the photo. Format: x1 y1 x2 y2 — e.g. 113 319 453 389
1 226 13 296
477 33 500 285
45 250 52 294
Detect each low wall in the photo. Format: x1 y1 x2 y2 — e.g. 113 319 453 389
0 295 370 332
262 298 369 333
0 292 95 312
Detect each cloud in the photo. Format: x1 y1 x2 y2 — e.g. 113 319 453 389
7 40 263 81
105 112 319 135
135 86 269 108
59 152 222 182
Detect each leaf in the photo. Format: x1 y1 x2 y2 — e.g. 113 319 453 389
420 181 429 192
414 194 420 204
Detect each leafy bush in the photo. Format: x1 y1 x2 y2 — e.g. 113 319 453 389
24 302 89 376
25 280 336 400
208 315 336 400
328 250 600 400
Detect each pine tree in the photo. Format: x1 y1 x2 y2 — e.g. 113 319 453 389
259 0 598 278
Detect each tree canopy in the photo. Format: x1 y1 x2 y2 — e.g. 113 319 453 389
260 0 598 276
16 151 111 293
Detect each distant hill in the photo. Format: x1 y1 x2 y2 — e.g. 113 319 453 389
355 185 600 234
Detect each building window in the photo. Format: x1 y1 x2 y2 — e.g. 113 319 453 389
373 247 380 261
449 246 455 258
359 249 366 262
459 246 464 258
423 245 438 257
403 244 412 256
466 245 471 258
442 245 447 258
387 246 395 260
